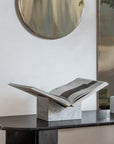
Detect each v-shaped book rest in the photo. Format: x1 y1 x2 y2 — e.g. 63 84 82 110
9 78 108 121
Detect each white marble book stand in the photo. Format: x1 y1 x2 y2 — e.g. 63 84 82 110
37 96 82 121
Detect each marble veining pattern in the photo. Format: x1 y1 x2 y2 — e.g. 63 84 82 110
37 96 81 121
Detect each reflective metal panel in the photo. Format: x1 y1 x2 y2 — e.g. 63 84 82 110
98 0 114 109
16 0 84 39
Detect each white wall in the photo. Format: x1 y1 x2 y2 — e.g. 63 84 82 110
0 130 5 144
0 0 96 116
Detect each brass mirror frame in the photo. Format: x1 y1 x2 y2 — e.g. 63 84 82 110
15 0 84 39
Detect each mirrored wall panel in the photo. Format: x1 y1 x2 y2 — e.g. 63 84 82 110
97 0 114 109
15 0 84 39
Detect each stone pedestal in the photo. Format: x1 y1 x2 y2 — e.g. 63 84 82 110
37 96 82 121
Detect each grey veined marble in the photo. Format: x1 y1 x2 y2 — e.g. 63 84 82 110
37 96 82 121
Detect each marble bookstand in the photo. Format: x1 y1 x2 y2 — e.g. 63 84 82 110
37 96 82 121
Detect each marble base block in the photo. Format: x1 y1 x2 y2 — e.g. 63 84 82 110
37 96 82 121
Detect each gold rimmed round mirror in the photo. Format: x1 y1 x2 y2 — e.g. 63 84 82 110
15 0 84 39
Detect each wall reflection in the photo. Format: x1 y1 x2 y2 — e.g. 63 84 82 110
16 0 84 39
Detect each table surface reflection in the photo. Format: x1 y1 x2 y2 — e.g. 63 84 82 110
0 110 114 131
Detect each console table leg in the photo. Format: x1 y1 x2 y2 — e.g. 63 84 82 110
6 130 58 144
6 130 37 144
38 130 58 144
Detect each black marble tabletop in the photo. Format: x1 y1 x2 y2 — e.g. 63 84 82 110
0 110 114 131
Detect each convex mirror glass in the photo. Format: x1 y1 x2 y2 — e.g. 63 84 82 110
16 0 84 39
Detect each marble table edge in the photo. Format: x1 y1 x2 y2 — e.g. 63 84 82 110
1 121 114 131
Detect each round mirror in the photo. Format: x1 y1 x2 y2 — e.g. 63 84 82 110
16 0 84 39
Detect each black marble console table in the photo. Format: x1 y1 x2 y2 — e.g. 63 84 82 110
0 110 114 144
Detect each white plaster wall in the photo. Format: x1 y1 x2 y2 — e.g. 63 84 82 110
0 0 96 116
0 131 5 144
